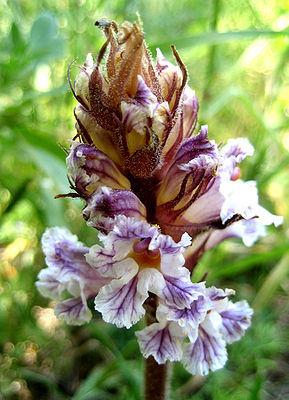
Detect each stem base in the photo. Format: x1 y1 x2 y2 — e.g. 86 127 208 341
145 357 170 400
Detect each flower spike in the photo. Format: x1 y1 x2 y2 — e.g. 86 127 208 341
37 17 282 382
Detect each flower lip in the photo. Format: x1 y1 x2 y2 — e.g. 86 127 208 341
133 237 151 253
132 238 161 269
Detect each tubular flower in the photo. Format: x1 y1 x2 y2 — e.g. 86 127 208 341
36 18 282 377
85 216 196 328
36 227 111 325
82 186 147 233
136 286 253 375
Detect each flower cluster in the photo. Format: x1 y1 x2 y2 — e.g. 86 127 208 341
137 286 254 375
37 19 282 375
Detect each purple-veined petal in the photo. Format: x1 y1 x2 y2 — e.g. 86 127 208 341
108 216 159 260
205 291 253 345
41 226 88 265
173 126 218 167
39 227 108 295
157 126 219 203
221 138 254 164
182 325 227 376
219 300 253 344
88 216 186 280
172 294 208 327
136 321 184 364
162 273 204 309
156 128 222 235
85 244 116 277
205 287 235 318
151 233 201 309
37 227 110 325
66 142 130 197
134 75 158 106
112 216 159 241
175 295 209 339
157 291 209 342
150 231 191 254
220 180 259 224
36 267 64 300
206 286 235 303
137 268 166 298
54 297 92 325
94 259 145 328
82 186 147 233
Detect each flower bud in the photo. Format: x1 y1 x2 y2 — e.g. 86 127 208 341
70 21 195 180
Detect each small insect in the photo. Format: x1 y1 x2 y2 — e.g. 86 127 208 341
94 19 111 30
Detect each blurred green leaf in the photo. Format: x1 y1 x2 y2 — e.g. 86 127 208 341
72 365 116 400
258 153 289 189
150 29 289 52
20 369 70 400
88 324 142 400
17 126 67 162
209 243 288 279
21 143 68 192
29 13 66 61
249 374 263 400
0 179 31 219
10 22 27 54
253 253 289 312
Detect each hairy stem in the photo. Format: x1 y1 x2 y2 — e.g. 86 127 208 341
144 295 171 400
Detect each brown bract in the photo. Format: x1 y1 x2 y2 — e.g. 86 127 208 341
88 20 162 176
71 20 190 181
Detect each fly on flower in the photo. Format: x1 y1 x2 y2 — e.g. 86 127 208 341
94 19 113 29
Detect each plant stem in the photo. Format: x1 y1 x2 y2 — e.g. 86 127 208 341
144 295 170 400
145 357 170 400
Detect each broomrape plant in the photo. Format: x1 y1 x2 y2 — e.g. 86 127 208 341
36 19 282 398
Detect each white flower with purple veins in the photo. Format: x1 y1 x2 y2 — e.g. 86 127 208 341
35 18 283 392
36 227 110 325
66 141 131 198
157 133 282 244
82 186 147 234
86 216 201 329
136 285 253 376
176 137 283 267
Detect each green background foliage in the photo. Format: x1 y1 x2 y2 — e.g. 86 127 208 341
0 0 288 399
